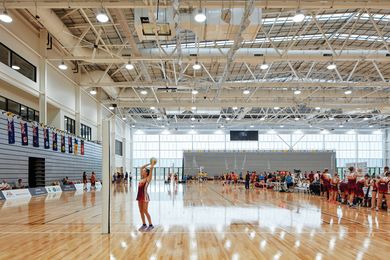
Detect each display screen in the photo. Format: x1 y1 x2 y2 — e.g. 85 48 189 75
230 131 258 141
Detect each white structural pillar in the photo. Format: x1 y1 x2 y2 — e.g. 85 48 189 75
96 89 102 142
129 128 134 176
122 122 127 175
102 119 111 234
110 116 116 174
38 29 48 125
75 76 81 136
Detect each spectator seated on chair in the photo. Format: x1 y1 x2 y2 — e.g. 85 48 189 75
14 178 25 189
0 179 12 190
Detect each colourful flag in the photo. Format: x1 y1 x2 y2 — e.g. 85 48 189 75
80 140 85 155
20 121 28 145
74 138 78 155
68 136 73 153
43 128 50 149
7 117 15 144
61 135 65 153
32 123 39 147
52 132 58 151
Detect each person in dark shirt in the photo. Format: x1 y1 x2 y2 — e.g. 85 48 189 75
245 171 250 190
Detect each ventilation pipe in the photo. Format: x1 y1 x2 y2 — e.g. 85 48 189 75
27 8 119 98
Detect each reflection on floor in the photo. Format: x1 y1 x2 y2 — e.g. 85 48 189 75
0 181 390 259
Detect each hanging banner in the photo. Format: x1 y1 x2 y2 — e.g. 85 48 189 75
74 138 78 155
43 128 50 149
61 135 66 153
20 121 28 145
52 132 58 151
7 116 15 144
80 140 85 155
68 136 73 153
32 123 39 147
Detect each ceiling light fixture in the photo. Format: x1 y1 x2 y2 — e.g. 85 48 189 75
191 106 196 110
122 117 127 120
108 105 115 110
294 90 302 95
58 61 68 70
125 62 134 70
191 117 196 121
344 90 352 95
292 10 305 23
320 129 329 135
327 63 337 70
274 106 280 110
140 90 148 95
250 125 254 128
363 117 369 121
96 11 109 23
220 124 224 128
339 125 344 128
131 124 135 128
191 124 195 128
280 125 284 128
260 117 265 121
192 90 199 95
267 129 277 134
194 8 206 23
11 65 20 70
243 90 250 95
369 125 373 128
315 107 321 110
0 10 12 23
192 61 201 70
89 89 97 95
260 61 269 70
157 117 162 121
295 117 300 121
232 106 238 110
226 117 230 121
328 117 335 121
150 106 156 110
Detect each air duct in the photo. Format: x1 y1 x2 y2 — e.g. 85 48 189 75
134 7 262 42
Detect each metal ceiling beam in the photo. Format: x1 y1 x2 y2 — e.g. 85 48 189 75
48 51 390 64
80 81 390 89
104 100 390 110
6 1 390 9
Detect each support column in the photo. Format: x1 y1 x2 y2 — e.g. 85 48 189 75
96 89 102 142
110 116 116 175
122 122 127 175
355 132 359 168
75 80 81 136
102 119 110 234
129 128 134 176
38 29 48 125
383 129 388 167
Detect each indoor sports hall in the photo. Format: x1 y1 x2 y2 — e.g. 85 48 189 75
1 0 390 259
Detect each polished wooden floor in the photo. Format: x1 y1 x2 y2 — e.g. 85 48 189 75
0 181 390 259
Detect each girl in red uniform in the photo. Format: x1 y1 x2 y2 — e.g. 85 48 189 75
339 178 348 204
346 167 358 207
355 178 365 206
329 173 340 202
322 169 331 200
371 176 379 210
137 160 156 231
376 175 390 211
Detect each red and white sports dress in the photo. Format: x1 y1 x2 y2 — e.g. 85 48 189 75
377 178 389 194
136 180 150 202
